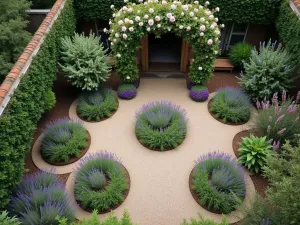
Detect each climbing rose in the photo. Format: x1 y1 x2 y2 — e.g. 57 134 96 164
179 25 183 29
209 15 214 20
118 20 124 25
198 67 203 70
157 24 161 28
123 34 127 39
149 8 154 13
205 1 210 6
139 22 144 26
200 32 204 36
190 12 194 17
186 26 191 31
162 0 167 5
200 17 205 22
135 16 141 22
167 13 172 18
155 16 161 21
148 19 154 26
144 14 149 19
182 5 189 11
122 26 127 32
115 33 119 38
207 39 213 45
215 7 220 12
200 25 206 31
129 27 134 32
171 4 177 9
170 16 176 22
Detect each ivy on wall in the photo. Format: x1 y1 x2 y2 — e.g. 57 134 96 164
277 0 300 69
0 0 76 209
73 0 282 24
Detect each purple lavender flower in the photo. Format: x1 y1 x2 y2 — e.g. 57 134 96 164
117 84 137 100
189 85 209 102
277 128 286 135
275 114 285 124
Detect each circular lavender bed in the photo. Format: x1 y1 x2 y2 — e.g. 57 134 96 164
189 85 209 102
190 151 245 214
117 84 137 100
135 101 188 151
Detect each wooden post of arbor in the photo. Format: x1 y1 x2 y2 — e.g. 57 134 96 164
141 36 149 71
180 40 189 73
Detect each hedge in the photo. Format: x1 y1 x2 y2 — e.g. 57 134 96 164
0 0 76 209
277 0 300 69
74 0 282 24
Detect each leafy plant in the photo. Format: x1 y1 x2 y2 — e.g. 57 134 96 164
263 138 300 224
44 89 56 112
210 87 251 124
0 211 21 225
57 210 135 225
192 152 245 214
181 214 229 225
238 135 273 173
74 152 129 212
77 88 118 121
41 118 88 163
135 101 188 151
0 0 31 81
0 0 75 208
255 90 300 147
60 33 111 91
10 171 74 225
277 0 300 70
117 84 137 99
189 85 209 102
109 1 221 83
229 42 252 68
239 40 294 101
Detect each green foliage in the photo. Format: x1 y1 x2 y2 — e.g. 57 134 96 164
0 211 21 225
0 0 31 81
0 0 76 209
277 0 300 70
60 33 111 91
238 135 273 174
239 40 294 101
57 210 136 225
135 101 188 151
30 0 56 9
109 2 220 84
263 139 300 224
192 0 282 24
229 43 252 67
74 152 129 212
77 88 118 121
239 194 274 225
181 214 229 225
211 87 251 124
254 93 300 146
74 0 281 24
41 119 88 163
44 89 56 112
192 152 245 214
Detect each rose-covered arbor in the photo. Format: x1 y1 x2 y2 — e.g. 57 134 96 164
108 0 222 85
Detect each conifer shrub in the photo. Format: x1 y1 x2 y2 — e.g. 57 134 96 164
60 33 111 91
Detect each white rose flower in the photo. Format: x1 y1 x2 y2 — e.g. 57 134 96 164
113 13 116 17
149 8 154 13
209 15 214 20
135 16 141 22
126 76 130 79
186 26 191 31
205 1 210 6
118 20 124 25
144 14 149 19
139 22 144 26
103 28 107 33
215 51 218 54
194 8 198 12
198 66 203 71
129 27 134 32
215 18 219 22
111 42 114 46
147 27 151 31
194 1 199 4
200 17 205 22
124 0 128 2
110 5 114 9
125 18 130 23
113 39 117 42
117 54 121 58
200 32 204 36
115 33 119 38
171 4 177 9
179 25 183 29
190 12 194 17
215 7 220 12
129 20 134 24
157 24 161 28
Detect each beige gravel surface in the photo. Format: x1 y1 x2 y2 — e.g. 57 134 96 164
32 78 256 225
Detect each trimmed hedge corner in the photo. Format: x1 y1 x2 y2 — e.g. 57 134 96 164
0 0 76 209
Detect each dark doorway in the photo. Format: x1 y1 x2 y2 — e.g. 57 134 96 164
148 33 182 72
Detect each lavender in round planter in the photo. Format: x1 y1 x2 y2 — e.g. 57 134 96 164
117 84 137 100
189 85 209 102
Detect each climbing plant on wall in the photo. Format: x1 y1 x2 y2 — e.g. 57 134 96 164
108 0 221 84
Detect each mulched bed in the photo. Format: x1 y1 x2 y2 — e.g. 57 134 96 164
75 164 131 214
232 130 269 197
41 130 91 166
207 99 250 126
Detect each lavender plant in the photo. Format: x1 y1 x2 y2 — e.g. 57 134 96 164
10 171 74 225
41 118 88 163
210 87 251 124
238 135 273 174
189 85 210 102
117 84 137 100
255 90 300 147
135 101 188 151
239 40 293 101
192 152 245 214
74 152 129 212
77 88 118 122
